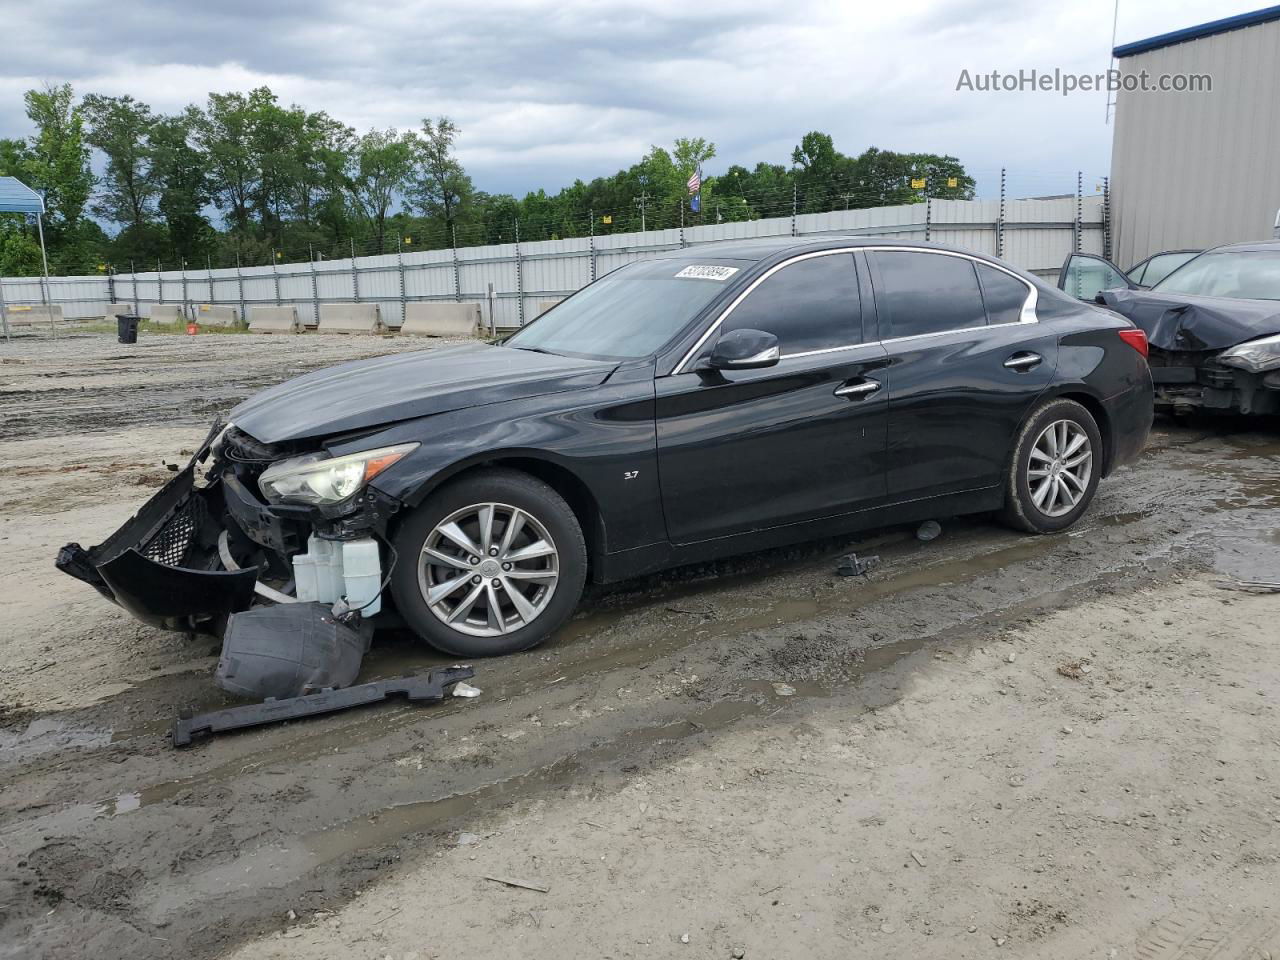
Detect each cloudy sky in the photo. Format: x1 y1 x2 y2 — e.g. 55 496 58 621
1 0 1259 200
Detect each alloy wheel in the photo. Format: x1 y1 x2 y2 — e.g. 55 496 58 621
1027 419 1093 518
417 502 560 638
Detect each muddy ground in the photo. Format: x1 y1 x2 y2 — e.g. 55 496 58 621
1 331 1278 960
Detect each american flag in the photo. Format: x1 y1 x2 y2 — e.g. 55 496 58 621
686 169 701 195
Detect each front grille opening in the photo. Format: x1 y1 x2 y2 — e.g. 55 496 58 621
141 495 208 568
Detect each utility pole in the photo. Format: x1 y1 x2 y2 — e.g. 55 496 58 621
997 167 1007 260
634 192 649 232
588 209 597 281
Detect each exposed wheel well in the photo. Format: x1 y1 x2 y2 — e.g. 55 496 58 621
404 457 605 582
1054 391 1113 476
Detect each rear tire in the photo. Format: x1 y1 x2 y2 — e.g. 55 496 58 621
1000 398 1102 534
390 469 587 657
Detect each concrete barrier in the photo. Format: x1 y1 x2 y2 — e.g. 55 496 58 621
103 303 137 319
400 301 483 338
536 298 563 317
149 304 186 324
249 306 303 334
3 304 63 327
196 303 240 328
319 302 385 335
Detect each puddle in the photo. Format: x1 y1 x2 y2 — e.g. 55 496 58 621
0 718 113 764
1207 528 1280 582
97 792 141 816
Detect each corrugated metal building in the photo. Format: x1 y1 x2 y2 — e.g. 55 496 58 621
1110 5 1280 269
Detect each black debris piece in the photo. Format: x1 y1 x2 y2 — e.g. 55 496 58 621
172 665 475 747
216 602 370 700
836 553 880 578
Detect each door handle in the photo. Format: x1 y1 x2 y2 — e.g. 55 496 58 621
834 379 881 399
1003 352 1043 371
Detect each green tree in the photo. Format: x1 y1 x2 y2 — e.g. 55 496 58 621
6 84 97 272
0 221 43 276
294 111 354 241
347 128 417 252
907 153 976 200
192 89 268 235
81 94 158 231
20 84 94 230
412 117 473 238
150 115 214 262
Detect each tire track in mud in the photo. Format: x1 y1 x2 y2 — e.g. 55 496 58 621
3 429 1275 960
0 334 435 441
1 336 1277 960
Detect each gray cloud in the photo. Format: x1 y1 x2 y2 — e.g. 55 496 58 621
0 0 1258 199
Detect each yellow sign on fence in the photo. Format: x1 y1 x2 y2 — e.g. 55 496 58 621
601 215 612 224
947 177 958 188
911 178 926 189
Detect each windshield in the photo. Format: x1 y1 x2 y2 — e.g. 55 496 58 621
1152 251 1280 300
505 258 744 359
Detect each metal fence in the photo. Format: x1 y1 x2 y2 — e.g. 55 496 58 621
0 193 1106 334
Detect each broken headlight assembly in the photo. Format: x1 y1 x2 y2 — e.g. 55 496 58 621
258 443 418 506
1217 333 1280 374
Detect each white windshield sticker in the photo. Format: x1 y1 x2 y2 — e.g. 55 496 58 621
674 264 739 281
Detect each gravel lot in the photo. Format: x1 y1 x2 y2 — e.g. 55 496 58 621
1 331 1278 960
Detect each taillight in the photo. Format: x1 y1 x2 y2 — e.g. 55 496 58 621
1118 328 1148 358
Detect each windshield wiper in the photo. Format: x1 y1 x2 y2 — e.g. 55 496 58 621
511 345 558 355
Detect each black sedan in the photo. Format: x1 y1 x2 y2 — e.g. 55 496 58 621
60 238 1153 656
1059 241 1280 416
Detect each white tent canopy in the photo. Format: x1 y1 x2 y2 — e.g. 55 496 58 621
0 176 54 339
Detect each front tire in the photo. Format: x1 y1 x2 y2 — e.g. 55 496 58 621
389 469 587 657
1000 398 1102 533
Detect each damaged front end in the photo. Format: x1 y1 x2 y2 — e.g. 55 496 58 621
1148 346 1280 416
1100 290 1280 417
56 422 405 636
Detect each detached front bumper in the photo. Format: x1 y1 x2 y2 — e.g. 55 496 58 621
57 464 258 634
57 424 400 635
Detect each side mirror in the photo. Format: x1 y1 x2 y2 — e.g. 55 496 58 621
702 328 780 370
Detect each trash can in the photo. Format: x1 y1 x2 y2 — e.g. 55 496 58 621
116 315 140 344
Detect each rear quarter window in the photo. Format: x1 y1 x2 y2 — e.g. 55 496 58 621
976 263 1031 326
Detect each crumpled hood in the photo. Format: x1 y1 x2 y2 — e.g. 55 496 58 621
230 343 616 444
1100 289 1280 352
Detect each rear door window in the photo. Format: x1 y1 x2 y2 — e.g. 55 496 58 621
976 263 1030 326
721 253 861 354
871 251 987 338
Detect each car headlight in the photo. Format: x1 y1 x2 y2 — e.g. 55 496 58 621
1218 333 1280 373
258 443 418 506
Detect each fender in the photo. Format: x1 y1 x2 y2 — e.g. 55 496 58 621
336 369 663 559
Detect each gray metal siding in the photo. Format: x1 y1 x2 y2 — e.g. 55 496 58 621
1 196 1105 326
1111 17 1280 269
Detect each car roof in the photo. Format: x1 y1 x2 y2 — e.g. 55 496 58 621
1208 239 1280 254
653 235 1002 263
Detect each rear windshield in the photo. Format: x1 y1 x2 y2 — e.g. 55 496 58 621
504 258 744 360
1152 251 1280 300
